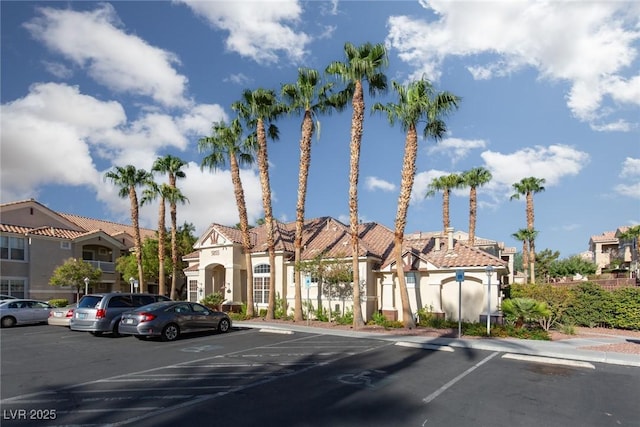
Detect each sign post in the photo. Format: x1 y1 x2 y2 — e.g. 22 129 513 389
305 276 311 326
455 269 464 338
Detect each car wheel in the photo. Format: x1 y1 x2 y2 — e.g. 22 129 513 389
90 331 103 337
1 316 16 328
112 320 121 337
218 318 230 333
161 324 179 342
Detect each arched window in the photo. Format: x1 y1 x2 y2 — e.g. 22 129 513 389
253 264 270 304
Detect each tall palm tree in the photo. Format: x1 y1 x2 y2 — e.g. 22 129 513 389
511 177 546 283
104 165 152 292
512 227 538 283
462 167 492 246
152 155 188 300
232 88 283 319
141 180 172 296
373 78 460 328
164 186 188 299
199 118 257 317
425 173 464 232
326 41 388 328
281 67 340 322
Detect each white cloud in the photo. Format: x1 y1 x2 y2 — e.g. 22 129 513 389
178 0 310 65
615 157 640 199
42 61 72 79
25 4 189 107
224 73 253 86
620 157 640 178
365 176 396 192
482 144 590 190
387 1 640 130
426 137 486 163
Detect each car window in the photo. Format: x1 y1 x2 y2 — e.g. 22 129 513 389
172 304 192 313
156 295 171 302
108 296 134 308
78 296 104 308
132 295 155 306
191 303 209 314
7 302 22 309
30 301 49 309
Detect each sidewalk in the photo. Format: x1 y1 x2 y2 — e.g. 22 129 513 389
238 321 640 367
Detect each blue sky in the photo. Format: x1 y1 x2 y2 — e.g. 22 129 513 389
1 1 639 258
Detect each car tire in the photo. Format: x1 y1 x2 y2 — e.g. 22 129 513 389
161 324 179 342
218 318 230 333
1 316 16 328
112 320 121 337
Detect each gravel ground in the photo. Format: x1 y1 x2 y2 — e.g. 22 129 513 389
254 319 640 355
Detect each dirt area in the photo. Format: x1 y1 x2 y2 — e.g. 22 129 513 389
253 319 640 355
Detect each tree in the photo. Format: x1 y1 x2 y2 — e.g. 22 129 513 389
462 167 492 246
282 67 340 322
511 177 546 282
326 41 388 328
152 155 188 300
233 88 284 319
549 256 597 278
426 173 464 232
512 228 538 283
49 258 102 302
141 180 172 296
373 78 460 328
199 118 257 317
104 165 152 292
501 297 550 329
534 248 561 283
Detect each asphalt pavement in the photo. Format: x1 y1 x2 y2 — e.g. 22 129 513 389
238 321 640 367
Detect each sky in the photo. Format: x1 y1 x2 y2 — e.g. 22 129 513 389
1 0 639 259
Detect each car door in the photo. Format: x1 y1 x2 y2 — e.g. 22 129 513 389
27 301 51 323
190 303 217 330
8 301 30 323
171 303 194 332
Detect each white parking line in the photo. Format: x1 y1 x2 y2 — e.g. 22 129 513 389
395 342 455 352
423 352 499 404
502 353 596 369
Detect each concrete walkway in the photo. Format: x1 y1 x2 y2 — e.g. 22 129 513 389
238 321 640 367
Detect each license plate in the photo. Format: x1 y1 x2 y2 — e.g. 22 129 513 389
77 313 87 319
124 318 134 325
54 312 62 317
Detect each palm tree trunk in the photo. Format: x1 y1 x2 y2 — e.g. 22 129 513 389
293 110 314 322
169 203 178 299
526 192 535 283
229 153 254 317
522 241 529 283
394 125 418 328
256 118 277 320
130 187 145 293
349 80 365 328
469 186 477 245
443 189 450 231
157 196 166 296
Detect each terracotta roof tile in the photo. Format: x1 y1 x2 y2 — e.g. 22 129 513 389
59 213 156 241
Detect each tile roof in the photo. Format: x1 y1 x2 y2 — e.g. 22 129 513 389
59 213 157 241
590 231 617 243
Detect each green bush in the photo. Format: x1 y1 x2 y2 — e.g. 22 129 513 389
509 283 573 331
563 282 612 328
335 308 353 325
48 298 69 307
609 287 640 330
502 297 550 328
200 292 224 309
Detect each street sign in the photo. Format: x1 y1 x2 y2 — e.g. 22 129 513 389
305 276 311 288
455 269 464 282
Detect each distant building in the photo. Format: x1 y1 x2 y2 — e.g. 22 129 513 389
589 226 637 276
184 218 516 323
589 230 619 274
0 199 156 301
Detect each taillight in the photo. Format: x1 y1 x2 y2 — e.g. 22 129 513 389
96 308 106 319
66 309 74 318
139 312 156 322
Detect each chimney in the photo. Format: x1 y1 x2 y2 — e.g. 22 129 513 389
434 233 441 251
446 227 454 252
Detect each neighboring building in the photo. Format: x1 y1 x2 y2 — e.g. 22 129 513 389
615 226 638 279
184 217 514 323
589 227 638 276
0 199 156 301
589 230 619 274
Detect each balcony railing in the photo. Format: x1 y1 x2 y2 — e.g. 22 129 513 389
86 260 115 273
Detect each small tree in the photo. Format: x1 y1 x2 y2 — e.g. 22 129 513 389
49 258 102 302
502 297 550 329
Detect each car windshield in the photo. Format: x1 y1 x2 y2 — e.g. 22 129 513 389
78 295 103 308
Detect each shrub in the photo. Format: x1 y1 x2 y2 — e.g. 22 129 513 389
200 292 224 309
609 287 640 330
502 297 550 328
563 282 612 328
508 283 573 331
48 299 69 307
335 308 353 325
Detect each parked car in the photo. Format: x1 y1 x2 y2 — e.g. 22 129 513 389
70 293 171 336
0 299 52 328
48 303 77 327
118 301 231 341
0 294 18 300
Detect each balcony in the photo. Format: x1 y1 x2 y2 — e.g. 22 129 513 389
86 260 115 273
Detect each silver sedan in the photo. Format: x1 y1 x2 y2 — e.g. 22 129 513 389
0 299 52 328
118 301 232 341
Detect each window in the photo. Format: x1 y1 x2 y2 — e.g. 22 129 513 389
189 280 198 302
406 272 416 288
0 279 25 298
60 241 71 250
1 236 25 261
253 264 270 304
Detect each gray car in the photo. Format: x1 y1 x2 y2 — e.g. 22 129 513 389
70 293 171 336
0 299 52 328
118 301 231 341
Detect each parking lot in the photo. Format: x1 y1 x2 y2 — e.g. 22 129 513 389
1 324 639 427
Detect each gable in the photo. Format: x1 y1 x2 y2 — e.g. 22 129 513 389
0 199 83 231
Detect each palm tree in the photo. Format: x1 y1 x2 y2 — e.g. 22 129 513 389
199 118 257 317
140 180 172 296
462 167 492 246
326 41 388 328
232 88 283 319
373 78 460 328
281 67 340 322
511 177 546 282
152 155 188 300
512 227 538 283
425 173 464 232
104 165 152 292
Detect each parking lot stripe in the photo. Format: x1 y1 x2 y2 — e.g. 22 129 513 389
502 353 596 369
